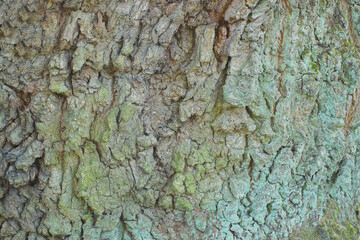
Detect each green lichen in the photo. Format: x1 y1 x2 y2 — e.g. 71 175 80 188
310 61 319 74
41 211 72 236
215 157 228 170
198 174 222 193
118 102 139 124
75 141 131 214
135 189 157 208
58 152 84 222
171 151 185 173
49 80 70 94
158 195 173 210
90 101 143 165
62 95 95 153
93 84 112 109
121 40 135 55
194 164 205 181
167 173 185 195
76 142 108 213
292 201 360 240
138 150 156 174
72 42 94 72
175 197 193 211
115 54 126 70
188 142 213 166
194 216 207 232
102 107 119 142
204 162 215 172
8 126 23 145
184 172 196 195
35 119 61 145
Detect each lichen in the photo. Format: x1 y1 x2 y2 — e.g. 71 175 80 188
2 0 360 239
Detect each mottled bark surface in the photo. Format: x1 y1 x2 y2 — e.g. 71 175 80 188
1 0 360 239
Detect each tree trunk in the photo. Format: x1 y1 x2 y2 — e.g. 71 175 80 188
1 0 360 239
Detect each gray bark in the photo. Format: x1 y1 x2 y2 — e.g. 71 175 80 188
0 0 360 239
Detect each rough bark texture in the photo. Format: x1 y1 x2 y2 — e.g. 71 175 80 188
1 0 360 239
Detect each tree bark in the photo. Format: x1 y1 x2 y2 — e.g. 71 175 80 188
0 0 360 239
